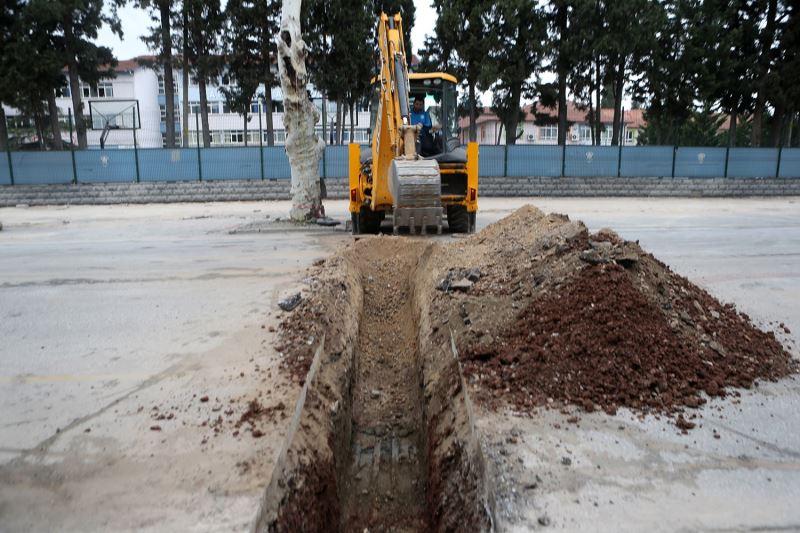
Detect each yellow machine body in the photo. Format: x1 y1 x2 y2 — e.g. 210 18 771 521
348 13 479 234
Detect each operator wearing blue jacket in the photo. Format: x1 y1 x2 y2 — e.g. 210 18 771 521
410 95 438 156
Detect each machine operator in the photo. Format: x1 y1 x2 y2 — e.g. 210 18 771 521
410 95 439 157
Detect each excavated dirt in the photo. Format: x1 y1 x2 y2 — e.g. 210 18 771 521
262 204 795 530
424 206 795 425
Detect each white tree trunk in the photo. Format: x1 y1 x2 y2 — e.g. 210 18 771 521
277 0 325 221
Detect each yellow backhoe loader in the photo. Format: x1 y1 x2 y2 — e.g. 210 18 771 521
348 13 479 235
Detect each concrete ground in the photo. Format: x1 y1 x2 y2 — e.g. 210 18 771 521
0 197 798 532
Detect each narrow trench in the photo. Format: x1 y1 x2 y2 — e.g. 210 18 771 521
260 241 490 532
340 251 428 531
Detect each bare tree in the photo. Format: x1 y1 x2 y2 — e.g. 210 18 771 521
277 0 325 221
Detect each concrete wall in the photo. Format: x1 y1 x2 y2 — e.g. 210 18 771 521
2 176 799 207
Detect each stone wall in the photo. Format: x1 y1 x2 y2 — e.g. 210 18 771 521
1 176 799 207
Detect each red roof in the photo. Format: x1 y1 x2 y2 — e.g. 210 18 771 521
462 102 646 129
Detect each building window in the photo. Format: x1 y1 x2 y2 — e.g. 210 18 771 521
250 101 261 114
219 74 236 87
80 82 114 98
208 101 221 114
189 101 200 114
578 124 592 141
539 125 557 141
56 85 71 98
157 75 178 95
224 130 244 144
626 129 634 141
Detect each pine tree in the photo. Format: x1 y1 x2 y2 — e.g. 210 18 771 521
484 0 546 145
185 0 223 147
43 1 120 149
422 0 493 142
137 0 178 148
0 0 26 149
223 0 280 146
544 0 585 145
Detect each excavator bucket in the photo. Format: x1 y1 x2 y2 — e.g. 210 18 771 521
389 158 443 235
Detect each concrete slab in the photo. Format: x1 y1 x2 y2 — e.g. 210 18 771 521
0 197 798 531
0 202 345 531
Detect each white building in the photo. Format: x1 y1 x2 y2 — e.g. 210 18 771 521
3 56 371 149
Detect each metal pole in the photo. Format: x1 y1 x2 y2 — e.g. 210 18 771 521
195 111 202 181
561 143 566 177
68 108 74 146
503 144 508 177
617 107 624 177
4 113 13 186
776 145 783 178
258 100 264 180
68 108 77 184
133 108 140 183
671 145 677 178
724 145 730 178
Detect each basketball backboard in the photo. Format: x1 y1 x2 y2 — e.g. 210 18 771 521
88 100 141 130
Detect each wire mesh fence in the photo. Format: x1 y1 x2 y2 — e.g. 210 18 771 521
2 144 800 186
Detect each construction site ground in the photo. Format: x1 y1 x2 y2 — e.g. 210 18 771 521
0 197 798 532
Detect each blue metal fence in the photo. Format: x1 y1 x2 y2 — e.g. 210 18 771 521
507 145 562 177
779 148 800 178
138 148 199 182
1 145 799 185
620 146 674 177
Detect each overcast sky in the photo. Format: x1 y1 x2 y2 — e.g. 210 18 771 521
95 1 437 63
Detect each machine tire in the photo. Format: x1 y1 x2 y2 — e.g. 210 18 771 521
447 205 470 233
357 207 382 234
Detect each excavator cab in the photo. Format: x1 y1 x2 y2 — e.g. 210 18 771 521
408 74 460 158
348 13 478 235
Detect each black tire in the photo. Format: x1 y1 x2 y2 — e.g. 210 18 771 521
447 205 470 233
356 207 382 234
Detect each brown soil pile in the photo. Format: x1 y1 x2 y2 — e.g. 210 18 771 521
428 206 795 422
462 263 791 415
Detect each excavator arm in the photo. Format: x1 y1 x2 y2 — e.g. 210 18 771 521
350 13 443 235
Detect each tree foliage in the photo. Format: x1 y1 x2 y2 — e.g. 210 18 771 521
484 0 547 145
420 0 494 142
222 0 281 145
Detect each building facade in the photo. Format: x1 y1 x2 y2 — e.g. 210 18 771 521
3 56 647 149
3 56 371 149
460 103 646 146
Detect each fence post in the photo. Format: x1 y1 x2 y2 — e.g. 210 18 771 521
671 145 677 177
68 108 74 146
258 104 264 180
132 109 140 183
68 109 77 184
3 113 13 186
776 145 783 178
503 144 508 177
724 145 730 178
561 143 566 177
195 112 203 181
